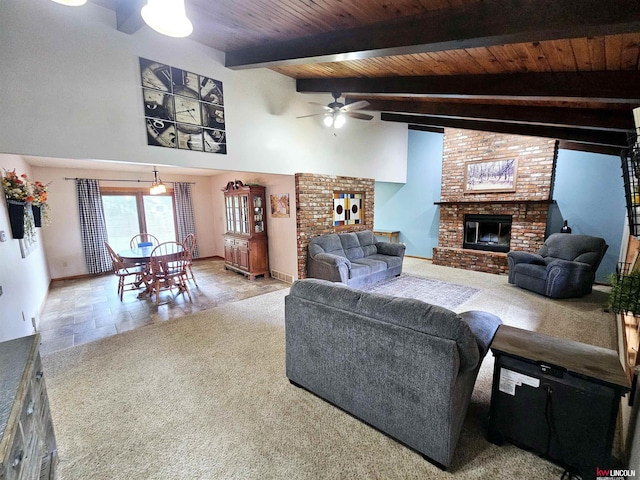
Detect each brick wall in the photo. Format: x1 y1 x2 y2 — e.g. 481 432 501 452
433 129 558 274
295 173 375 279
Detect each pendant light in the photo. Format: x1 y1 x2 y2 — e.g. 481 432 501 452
150 167 166 195
50 0 87 5
141 0 193 38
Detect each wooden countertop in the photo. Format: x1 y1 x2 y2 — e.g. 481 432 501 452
491 325 630 390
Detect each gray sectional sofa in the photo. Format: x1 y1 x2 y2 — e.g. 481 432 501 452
306 230 405 288
285 278 502 469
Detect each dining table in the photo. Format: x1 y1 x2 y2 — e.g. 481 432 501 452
117 245 184 298
118 245 158 265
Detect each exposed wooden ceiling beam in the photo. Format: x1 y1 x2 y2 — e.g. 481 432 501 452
115 0 146 34
363 100 633 132
558 141 625 156
409 125 445 135
297 72 640 103
226 0 640 69
381 113 628 147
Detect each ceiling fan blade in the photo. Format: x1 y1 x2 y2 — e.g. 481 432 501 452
308 102 333 111
346 112 374 121
296 113 323 119
343 100 370 111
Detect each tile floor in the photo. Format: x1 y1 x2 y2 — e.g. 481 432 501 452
38 258 289 355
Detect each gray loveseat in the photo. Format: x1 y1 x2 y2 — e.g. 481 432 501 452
507 233 608 299
285 278 502 469
306 230 405 288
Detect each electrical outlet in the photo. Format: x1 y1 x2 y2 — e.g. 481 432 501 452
0 286 3 296
0 231 5 242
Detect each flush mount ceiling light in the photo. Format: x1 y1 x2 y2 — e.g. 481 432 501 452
141 0 193 38
149 167 167 195
50 0 87 5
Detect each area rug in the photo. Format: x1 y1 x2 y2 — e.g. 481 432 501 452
362 274 480 309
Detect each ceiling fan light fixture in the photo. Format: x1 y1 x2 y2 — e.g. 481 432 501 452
50 0 87 5
150 167 167 195
323 114 334 127
334 113 346 129
141 0 193 38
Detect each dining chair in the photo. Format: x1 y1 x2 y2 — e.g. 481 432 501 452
148 241 192 305
183 233 198 287
105 243 147 301
130 233 160 249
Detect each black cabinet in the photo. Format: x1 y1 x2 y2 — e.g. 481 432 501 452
488 325 630 480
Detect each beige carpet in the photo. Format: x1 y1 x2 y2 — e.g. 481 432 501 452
42 261 617 479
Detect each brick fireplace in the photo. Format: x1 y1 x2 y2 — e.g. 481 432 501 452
432 129 557 275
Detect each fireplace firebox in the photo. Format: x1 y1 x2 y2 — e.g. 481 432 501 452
464 214 512 253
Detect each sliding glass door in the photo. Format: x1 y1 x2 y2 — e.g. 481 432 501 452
102 190 177 251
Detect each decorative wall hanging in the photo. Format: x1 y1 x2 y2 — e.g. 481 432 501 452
333 192 362 227
140 58 226 154
270 193 290 218
464 159 517 193
2 170 52 241
2 169 30 239
30 180 50 226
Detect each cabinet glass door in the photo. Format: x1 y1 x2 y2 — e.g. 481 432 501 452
233 196 241 233
254 195 264 233
225 196 234 232
239 194 249 234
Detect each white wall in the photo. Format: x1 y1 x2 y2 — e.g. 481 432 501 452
0 155 51 341
0 0 408 183
0 0 410 341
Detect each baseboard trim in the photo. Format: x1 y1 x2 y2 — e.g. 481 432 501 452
405 255 432 261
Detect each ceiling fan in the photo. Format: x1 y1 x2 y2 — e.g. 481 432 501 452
297 92 374 128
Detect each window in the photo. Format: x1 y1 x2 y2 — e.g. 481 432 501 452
101 189 177 251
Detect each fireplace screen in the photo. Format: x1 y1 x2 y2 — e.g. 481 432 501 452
464 214 512 253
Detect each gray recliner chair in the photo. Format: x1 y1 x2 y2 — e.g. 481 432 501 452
507 233 608 299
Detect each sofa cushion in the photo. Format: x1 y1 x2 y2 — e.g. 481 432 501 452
349 262 371 279
355 231 378 257
538 233 606 268
290 279 481 371
512 263 547 296
367 253 403 270
351 257 387 274
339 232 365 260
309 233 345 257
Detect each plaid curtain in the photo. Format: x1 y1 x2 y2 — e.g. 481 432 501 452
174 182 199 258
76 179 111 274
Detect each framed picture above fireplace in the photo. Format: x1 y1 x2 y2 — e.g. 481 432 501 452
464 159 518 193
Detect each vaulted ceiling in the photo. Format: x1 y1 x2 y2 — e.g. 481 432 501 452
95 0 640 154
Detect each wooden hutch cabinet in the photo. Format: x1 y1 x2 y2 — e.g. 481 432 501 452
222 181 269 280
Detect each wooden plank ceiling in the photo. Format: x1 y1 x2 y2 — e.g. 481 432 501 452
97 0 640 152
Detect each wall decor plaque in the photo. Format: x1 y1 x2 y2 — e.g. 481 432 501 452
333 192 363 227
270 193 290 218
140 58 226 154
